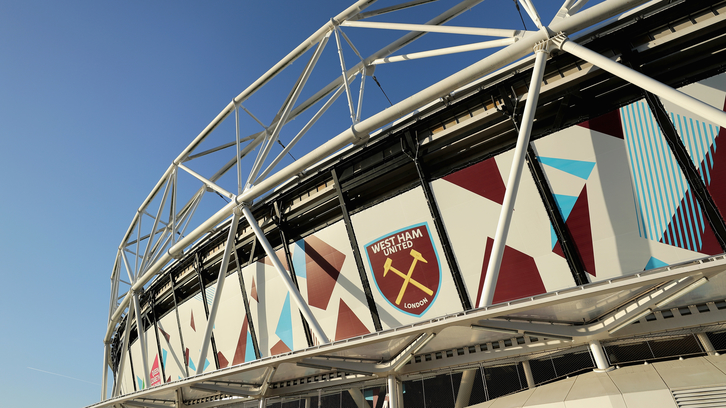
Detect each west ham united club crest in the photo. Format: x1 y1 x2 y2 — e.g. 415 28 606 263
365 223 441 316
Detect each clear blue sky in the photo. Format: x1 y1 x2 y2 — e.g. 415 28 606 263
0 1 603 407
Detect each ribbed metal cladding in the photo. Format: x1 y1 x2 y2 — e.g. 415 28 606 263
673 385 726 407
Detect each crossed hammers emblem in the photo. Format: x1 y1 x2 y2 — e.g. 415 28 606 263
383 249 434 305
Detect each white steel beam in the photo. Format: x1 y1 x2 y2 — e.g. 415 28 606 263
479 41 550 308
196 208 242 375
334 26 357 124
371 38 517 65
352 0 439 21
240 205 329 344
555 35 726 129
341 21 521 38
518 0 543 29
177 163 235 200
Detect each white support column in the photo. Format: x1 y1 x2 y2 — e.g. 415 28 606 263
387 375 400 408
349 387 367 408
556 35 726 129
478 42 550 308
196 208 242 374
454 369 478 408
697 332 718 356
113 301 134 397
521 361 535 388
258 398 266 408
132 291 150 389
590 340 611 372
101 342 109 400
240 205 329 344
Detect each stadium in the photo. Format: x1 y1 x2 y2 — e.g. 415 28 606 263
90 0 726 407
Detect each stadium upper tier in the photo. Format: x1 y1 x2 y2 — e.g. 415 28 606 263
94 1 726 407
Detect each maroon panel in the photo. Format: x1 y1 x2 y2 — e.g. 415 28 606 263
553 241 565 258
250 277 258 302
184 348 190 367
232 316 249 366
566 186 597 277
217 351 229 369
442 157 506 204
660 189 721 255
158 327 171 343
701 221 722 255
305 235 345 310
705 98 726 217
478 237 547 304
334 299 370 341
578 110 624 139
270 339 291 355
190 310 196 332
260 248 290 270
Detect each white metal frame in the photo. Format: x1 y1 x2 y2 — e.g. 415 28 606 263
100 0 726 403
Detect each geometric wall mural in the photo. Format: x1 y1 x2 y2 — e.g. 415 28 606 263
621 101 721 255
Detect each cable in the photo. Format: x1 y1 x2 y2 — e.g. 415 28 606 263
276 139 296 161
372 75 394 106
514 0 528 30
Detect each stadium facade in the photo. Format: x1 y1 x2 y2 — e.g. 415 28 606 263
91 0 726 407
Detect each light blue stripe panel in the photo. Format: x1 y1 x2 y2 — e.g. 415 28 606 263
675 115 697 251
662 116 685 249
637 101 666 241
646 107 675 245
668 113 688 250
621 106 641 236
631 103 657 239
623 105 647 238
685 189 697 251
695 200 704 251
696 121 711 184
660 115 684 248
707 123 716 169
689 118 707 182
624 104 652 239
657 110 684 246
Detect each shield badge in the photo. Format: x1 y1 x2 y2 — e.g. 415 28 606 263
365 223 441 316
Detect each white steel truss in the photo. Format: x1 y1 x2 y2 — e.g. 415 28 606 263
99 0 726 404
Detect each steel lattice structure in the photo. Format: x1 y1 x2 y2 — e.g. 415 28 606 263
97 0 726 407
